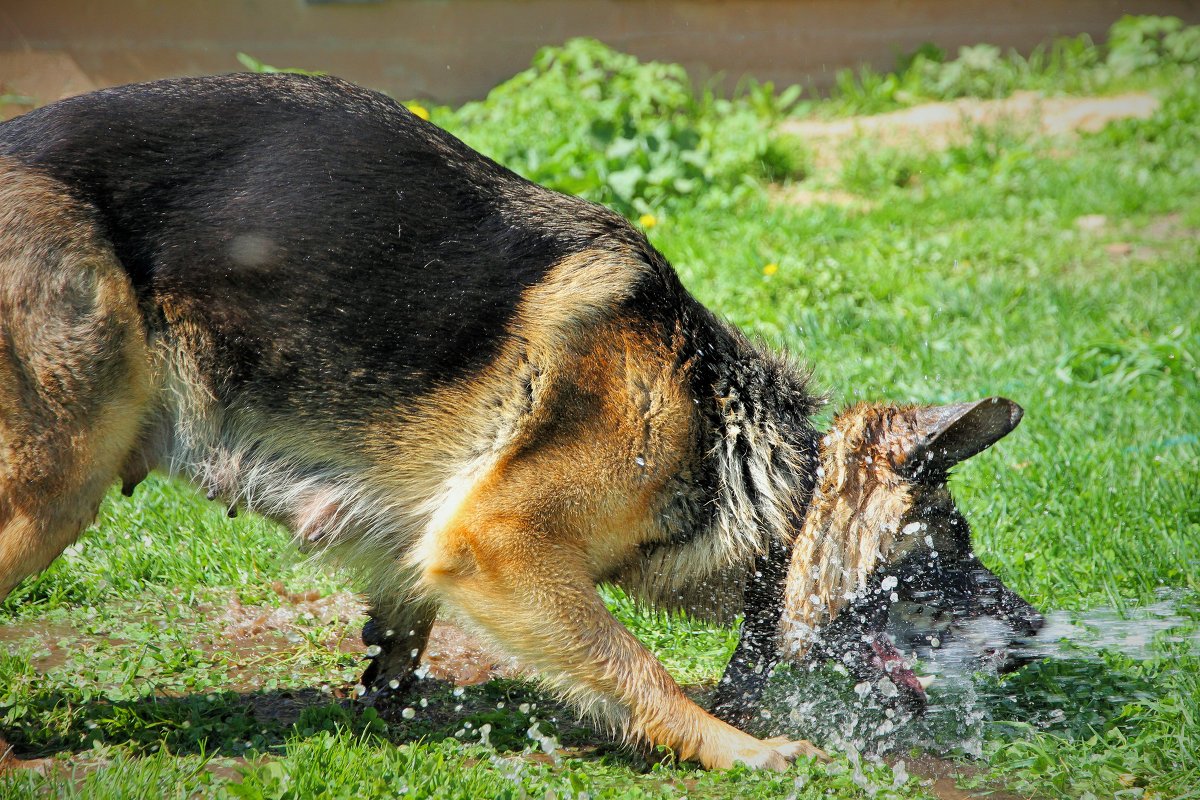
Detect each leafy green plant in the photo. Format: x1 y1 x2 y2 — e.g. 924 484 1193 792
443 38 799 216
758 132 814 182
235 53 324 77
1106 14 1200 75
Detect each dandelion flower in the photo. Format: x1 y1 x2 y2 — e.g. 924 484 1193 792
638 213 658 229
763 262 779 276
408 103 431 121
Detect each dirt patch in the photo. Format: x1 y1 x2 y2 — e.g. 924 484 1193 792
214 585 517 687
0 622 77 671
0 586 517 696
1138 212 1200 243
900 755 1026 800
1069 212 1198 265
780 91 1160 168
0 737 53 775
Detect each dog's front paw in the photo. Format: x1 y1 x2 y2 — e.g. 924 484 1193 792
702 730 827 771
761 735 828 765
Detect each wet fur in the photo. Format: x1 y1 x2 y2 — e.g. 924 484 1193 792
780 401 1040 660
0 74 822 769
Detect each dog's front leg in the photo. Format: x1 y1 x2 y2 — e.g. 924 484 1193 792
359 598 437 702
710 533 789 728
424 516 823 771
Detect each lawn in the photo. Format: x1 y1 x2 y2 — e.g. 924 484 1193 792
2 16 1198 800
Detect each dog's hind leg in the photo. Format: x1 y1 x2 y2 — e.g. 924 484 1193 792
359 598 437 699
0 161 153 601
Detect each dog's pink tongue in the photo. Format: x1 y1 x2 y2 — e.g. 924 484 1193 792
869 638 927 699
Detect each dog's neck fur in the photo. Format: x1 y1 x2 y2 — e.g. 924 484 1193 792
615 316 821 620
702 337 820 562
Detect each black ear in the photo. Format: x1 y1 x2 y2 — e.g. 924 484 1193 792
900 397 1023 479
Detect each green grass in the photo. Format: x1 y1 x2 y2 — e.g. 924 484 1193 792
3 19 1199 799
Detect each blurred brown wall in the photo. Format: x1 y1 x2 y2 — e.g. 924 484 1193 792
2 0 1199 108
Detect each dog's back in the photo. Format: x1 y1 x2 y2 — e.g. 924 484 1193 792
0 73 656 406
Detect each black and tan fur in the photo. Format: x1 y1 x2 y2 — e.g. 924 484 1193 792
0 73 827 769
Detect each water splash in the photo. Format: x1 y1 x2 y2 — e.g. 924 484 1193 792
761 590 1197 759
1013 595 1200 662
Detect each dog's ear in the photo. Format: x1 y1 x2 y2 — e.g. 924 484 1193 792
899 397 1023 479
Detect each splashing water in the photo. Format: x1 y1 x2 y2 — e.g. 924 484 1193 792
1012 594 1200 662
760 590 1198 759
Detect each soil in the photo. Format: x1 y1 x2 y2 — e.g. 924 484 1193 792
214 583 518 687
901 755 1028 800
775 91 1161 208
781 91 1159 165
0 737 53 775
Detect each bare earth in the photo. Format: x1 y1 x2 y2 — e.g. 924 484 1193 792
775 91 1160 208
782 91 1159 160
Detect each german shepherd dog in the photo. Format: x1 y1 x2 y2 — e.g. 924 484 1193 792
0 73 1036 768
354 398 1044 731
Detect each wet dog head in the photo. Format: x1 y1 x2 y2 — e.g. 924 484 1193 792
779 398 1042 709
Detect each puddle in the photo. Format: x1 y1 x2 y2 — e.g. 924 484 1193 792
0 622 77 670
217 583 366 640
421 621 519 686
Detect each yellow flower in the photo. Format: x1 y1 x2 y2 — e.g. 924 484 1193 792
638 213 658 229
762 262 779 276
408 103 430 121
